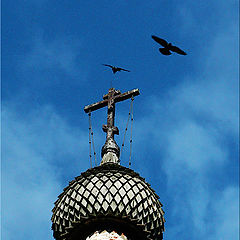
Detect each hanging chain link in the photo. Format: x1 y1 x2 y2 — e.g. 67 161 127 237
89 96 134 168
88 112 92 168
120 97 134 167
88 112 97 167
129 96 134 167
91 128 97 167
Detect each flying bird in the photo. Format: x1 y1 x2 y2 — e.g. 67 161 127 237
102 64 130 74
151 35 187 56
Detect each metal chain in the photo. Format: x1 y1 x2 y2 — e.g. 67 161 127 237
129 96 134 167
120 97 133 158
88 112 92 168
120 113 130 158
88 112 97 167
120 97 134 167
91 128 97 167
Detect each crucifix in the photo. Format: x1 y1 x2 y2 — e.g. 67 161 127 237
84 88 140 165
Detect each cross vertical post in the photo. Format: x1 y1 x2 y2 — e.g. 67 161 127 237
84 87 140 165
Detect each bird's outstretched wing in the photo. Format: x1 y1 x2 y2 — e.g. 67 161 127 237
119 67 130 72
102 64 114 68
170 45 187 55
159 48 172 55
151 35 168 47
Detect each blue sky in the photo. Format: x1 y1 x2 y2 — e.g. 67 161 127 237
2 1 239 239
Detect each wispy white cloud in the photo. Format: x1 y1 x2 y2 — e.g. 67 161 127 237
2 103 89 239
166 121 227 172
3 1 238 240
209 187 239 240
129 8 239 240
20 32 87 84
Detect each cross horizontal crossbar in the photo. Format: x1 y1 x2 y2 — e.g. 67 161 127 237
84 99 108 113
84 88 140 113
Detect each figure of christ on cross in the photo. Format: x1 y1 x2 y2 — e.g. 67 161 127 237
84 88 140 165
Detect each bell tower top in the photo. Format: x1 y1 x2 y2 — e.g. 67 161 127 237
84 87 140 165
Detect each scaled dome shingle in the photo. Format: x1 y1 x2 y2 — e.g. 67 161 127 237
51 163 165 240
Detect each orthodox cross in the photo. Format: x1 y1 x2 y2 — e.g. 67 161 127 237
84 88 140 164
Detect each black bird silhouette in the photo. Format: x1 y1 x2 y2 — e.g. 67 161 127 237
151 35 187 56
102 64 130 74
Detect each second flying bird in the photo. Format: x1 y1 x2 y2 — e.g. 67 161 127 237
102 64 131 74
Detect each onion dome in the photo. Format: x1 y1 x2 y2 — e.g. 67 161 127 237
51 163 165 240
52 88 165 240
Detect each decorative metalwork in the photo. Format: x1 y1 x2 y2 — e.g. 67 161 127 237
84 88 140 164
